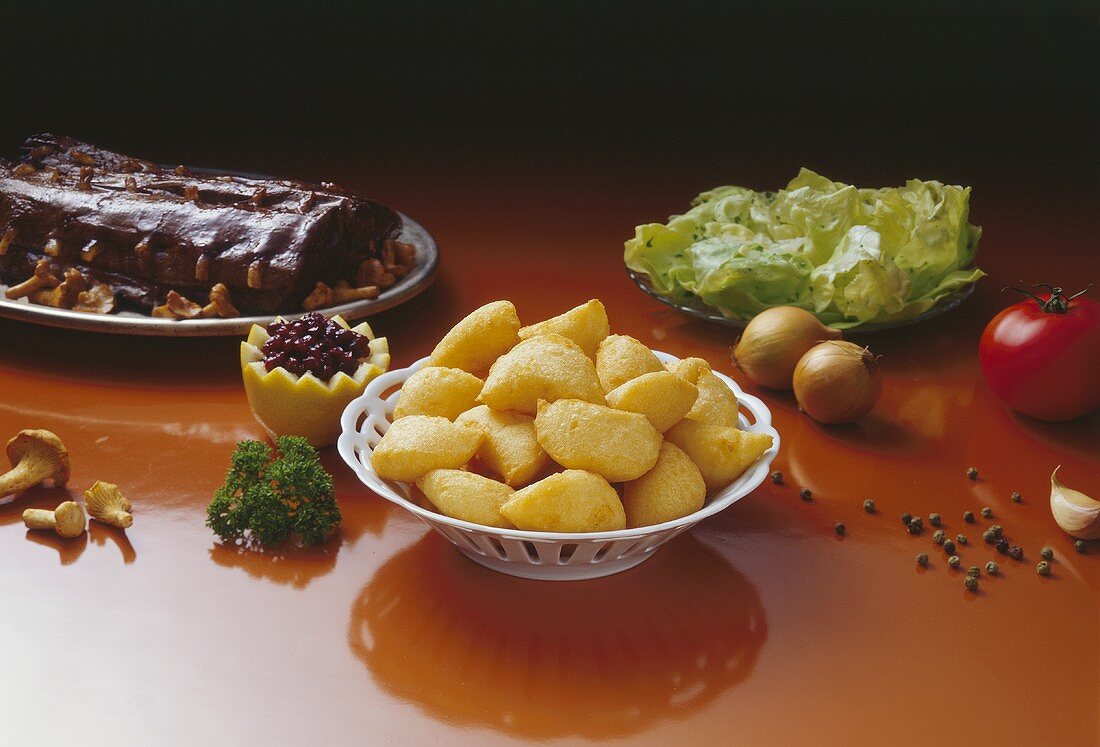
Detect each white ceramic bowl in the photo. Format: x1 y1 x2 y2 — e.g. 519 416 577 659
338 352 780 580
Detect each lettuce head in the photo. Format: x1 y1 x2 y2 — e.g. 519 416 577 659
624 169 983 328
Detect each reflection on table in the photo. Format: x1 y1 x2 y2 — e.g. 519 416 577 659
349 530 767 739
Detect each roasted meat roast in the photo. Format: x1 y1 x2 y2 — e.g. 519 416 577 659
0 134 414 317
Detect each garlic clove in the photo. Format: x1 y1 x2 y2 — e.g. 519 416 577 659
1050 466 1100 540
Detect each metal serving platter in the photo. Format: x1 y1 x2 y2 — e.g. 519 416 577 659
0 211 438 337
627 268 977 333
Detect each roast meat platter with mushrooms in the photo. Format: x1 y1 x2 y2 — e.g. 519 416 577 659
0 135 439 336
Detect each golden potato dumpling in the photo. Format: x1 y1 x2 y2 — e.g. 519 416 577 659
456 405 550 486
666 356 711 383
666 357 741 427
500 470 626 532
427 300 521 376
684 370 742 427
665 419 772 492
393 367 483 421
595 334 664 392
479 334 604 415
604 370 698 432
534 398 661 482
371 415 483 482
417 469 515 528
622 441 706 528
518 299 610 358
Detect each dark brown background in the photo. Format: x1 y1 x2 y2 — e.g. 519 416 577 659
2 1 1096 199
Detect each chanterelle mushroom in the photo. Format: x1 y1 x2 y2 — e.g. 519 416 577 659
302 281 334 311
23 500 86 538
83 481 133 528
152 290 203 319
0 429 70 497
31 268 89 309
201 283 240 318
73 283 116 314
5 259 59 300
332 280 380 303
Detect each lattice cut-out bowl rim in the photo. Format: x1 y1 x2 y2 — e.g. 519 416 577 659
337 352 780 579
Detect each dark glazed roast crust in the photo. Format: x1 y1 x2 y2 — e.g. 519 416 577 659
0 134 402 314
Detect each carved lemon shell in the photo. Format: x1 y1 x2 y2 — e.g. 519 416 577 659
240 315 390 448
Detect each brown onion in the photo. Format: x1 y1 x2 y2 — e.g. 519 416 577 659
732 307 842 390
793 341 882 424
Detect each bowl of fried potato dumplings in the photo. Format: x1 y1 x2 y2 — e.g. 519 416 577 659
338 299 779 580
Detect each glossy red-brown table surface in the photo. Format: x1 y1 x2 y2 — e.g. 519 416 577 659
1 157 1097 745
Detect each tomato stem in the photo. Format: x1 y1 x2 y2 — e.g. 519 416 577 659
1001 282 1093 314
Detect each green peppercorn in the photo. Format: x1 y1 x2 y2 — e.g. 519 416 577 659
933 529 946 545
986 561 999 575
1075 540 1087 554
965 575 979 592
956 534 968 546
942 540 957 554
835 522 845 536
916 553 929 567
983 529 996 544
1040 547 1053 560
1037 560 1051 576
991 525 1003 538
967 467 979 480
963 511 975 524
981 507 993 518
907 521 923 535
929 513 942 527
771 471 783 485
901 512 912 526
800 488 812 502
948 555 961 568
968 566 981 578
863 499 875 513
1011 491 1021 503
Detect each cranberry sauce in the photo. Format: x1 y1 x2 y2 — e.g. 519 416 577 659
261 312 371 380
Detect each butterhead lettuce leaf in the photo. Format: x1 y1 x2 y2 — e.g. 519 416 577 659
625 169 983 328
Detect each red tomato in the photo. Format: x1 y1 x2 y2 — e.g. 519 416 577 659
979 284 1100 421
